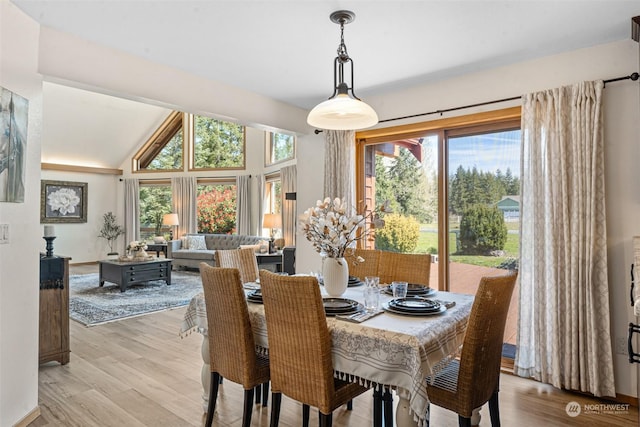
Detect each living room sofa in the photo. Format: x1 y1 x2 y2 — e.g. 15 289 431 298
167 233 266 270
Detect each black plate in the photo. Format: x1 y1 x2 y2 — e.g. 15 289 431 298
389 297 441 312
382 302 447 316
246 289 263 304
323 298 361 315
382 284 436 297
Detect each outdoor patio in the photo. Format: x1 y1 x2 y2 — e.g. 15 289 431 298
431 262 518 345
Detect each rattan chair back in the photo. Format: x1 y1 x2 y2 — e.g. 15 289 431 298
200 264 267 387
215 248 259 284
259 270 336 413
457 272 516 412
426 272 517 424
346 248 381 280
377 251 431 285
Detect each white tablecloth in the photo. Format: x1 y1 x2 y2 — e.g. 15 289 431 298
180 285 474 426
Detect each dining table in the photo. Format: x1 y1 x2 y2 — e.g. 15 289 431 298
179 282 474 427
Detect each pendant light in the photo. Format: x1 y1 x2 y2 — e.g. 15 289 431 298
307 10 378 130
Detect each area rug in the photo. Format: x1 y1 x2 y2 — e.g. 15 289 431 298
69 271 203 326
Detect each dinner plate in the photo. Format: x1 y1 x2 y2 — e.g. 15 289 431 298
382 302 447 316
389 297 442 313
382 284 436 297
246 289 263 304
323 298 362 316
243 282 260 290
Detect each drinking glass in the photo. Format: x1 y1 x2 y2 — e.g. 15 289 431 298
363 276 380 312
392 281 408 299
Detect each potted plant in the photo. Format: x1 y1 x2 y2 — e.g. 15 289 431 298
98 212 125 258
152 211 167 243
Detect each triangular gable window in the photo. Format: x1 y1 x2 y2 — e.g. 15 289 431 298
133 111 184 172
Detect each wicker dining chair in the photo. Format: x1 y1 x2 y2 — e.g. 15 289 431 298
215 248 260 284
200 264 270 427
377 251 431 286
259 270 372 427
426 272 517 427
346 248 381 280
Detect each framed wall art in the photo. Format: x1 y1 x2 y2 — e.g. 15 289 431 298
40 180 88 223
0 86 29 203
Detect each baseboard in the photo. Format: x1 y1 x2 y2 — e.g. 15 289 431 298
614 393 638 408
13 406 41 427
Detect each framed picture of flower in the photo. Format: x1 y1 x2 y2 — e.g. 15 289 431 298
40 180 88 223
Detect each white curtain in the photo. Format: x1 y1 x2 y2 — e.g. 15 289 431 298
171 177 197 238
281 165 297 246
123 178 140 249
324 130 355 215
515 80 615 397
256 174 265 236
236 175 252 235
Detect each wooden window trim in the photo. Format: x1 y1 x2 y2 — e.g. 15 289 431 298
132 111 185 173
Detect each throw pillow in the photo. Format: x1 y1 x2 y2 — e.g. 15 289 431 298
187 235 207 250
181 236 189 249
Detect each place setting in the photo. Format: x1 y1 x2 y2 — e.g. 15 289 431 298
322 297 363 317
246 289 263 304
381 281 449 316
382 282 436 297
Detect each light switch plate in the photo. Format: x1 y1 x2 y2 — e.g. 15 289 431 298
0 224 9 244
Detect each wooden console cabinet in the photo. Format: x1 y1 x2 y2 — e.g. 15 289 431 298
39 255 70 365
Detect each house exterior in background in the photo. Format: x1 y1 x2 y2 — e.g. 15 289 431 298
496 196 520 221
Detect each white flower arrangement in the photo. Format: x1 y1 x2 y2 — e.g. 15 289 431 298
300 197 390 259
126 241 148 252
47 188 80 215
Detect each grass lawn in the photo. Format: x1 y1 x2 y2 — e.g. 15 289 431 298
415 226 519 269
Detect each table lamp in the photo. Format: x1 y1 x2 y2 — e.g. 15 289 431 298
263 213 281 253
162 213 179 240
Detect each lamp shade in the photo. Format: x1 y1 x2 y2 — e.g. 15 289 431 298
307 94 378 130
263 213 282 229
162 213 179 226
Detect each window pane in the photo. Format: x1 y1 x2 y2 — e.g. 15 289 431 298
365 137 439 263
269 132 295 164
197 184 237 234
145 129 183 170
193 116 244 169
139 185 172 240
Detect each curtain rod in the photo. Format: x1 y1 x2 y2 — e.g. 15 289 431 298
313 72 639 134
118 174 251 182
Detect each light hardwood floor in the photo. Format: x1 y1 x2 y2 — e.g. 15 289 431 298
30 264 637 426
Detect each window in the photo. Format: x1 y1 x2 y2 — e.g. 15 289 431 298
265 177 282 214
132 111 184 172
139 183 172 240
191 116 245 170
266 132 295 165
197 182 237 234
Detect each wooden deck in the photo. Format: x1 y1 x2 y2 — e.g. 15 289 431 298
431 262 518 345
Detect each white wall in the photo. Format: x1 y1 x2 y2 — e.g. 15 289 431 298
296 39 640 398
40 171 121 263
0 2 43 425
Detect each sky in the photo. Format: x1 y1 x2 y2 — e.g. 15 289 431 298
420 129 521 177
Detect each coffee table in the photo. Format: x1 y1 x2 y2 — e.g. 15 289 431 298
99 258 172 292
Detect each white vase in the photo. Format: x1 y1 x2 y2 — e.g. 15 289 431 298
322 257 349 297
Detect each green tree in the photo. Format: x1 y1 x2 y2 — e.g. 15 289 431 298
388 148 429 222
271 133 294 163
374 156 397 213
458 204 507 255
147 130 183 170
139 186 172 239
193 116 244 168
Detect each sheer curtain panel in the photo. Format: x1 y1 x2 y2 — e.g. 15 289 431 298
236 175 251 236
515 80 615 397
171 177 197 238
280 165 297 246
257 174 265 237
123 178 140 248
323 130 355 215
